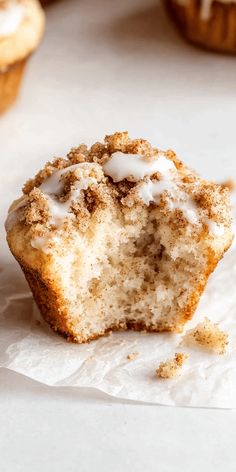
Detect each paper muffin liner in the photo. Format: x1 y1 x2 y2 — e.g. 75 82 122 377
0 57 28 114
165 0 236 53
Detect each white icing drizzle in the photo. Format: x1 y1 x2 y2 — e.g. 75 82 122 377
138 179 175 205
5 152 226 250
139 178 200 225
103 151 175 182
169 199 199 225
39 163 97 227
0 0 25 37
37 156 226 237
31 236 48 251
31 235 61 254
5 163 97 240
103 151 205 228
39 164 82 195
29 163 97 251
138 162 224 233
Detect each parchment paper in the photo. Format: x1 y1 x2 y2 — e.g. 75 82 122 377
0 194 235 408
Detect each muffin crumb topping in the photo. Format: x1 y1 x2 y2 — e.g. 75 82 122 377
5 132 232 250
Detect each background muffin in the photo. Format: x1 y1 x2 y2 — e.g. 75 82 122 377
0 0 45 114
165 0 236 53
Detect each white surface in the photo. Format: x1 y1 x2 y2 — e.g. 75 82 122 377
1 0 236 470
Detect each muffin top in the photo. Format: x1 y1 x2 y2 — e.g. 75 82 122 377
0 0 45 68
6 132 233 254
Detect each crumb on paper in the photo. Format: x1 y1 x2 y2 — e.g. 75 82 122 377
85 355 95 364
183 317 228 355
127 352 140 361
220 179 236 192
156 352 189 379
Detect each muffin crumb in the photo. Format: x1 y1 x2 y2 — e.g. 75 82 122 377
183 317 228 355
156 352 189 379
127 352 140 361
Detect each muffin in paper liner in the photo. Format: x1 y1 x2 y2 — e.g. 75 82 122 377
0 0 45 114
165 0 236 53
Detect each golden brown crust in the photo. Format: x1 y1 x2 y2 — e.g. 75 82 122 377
176 245 229 327
20 263 70 337
165 0 236 53
0 57 27 113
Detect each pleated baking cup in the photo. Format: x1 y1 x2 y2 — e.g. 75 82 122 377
0 57 28 115
165 0 236 53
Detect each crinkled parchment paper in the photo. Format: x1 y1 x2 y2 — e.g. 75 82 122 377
0 194 236 408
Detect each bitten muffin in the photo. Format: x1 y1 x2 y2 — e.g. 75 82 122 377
6 132 233 343
0 0 45 114
165 0 236 53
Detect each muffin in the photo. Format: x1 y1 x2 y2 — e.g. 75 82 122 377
6 132 233 343
0 0 45 114
165 0 236 53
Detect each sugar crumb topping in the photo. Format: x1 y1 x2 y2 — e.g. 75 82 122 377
6 132 232 244
156 352 189 379
183 317 228 355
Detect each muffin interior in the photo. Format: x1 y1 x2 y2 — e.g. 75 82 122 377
49 201 209 340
